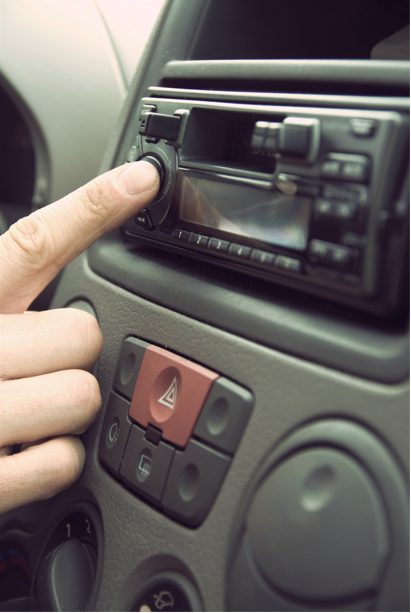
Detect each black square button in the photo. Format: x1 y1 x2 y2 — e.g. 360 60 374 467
120 425 174 505
99 392 132 475
113 337 148 400
194 378 253 454
161 440 231 527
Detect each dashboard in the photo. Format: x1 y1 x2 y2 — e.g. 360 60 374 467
0 1 409 611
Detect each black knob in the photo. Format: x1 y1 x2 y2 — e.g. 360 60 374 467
36 538 96 612
139 154 165 187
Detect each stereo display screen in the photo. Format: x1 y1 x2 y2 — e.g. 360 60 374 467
176 171 310 251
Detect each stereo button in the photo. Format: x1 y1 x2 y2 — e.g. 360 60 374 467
350 118 377 137
314 198 335 217
189 233 209 247
309 240 354 268
320 159 342 178
251 249 275 265
229 244 252 259
173 229 191 241
335 202 358 221
143 113 182 143
208 238 230 252
135 209 154 231
341 159 370 183
274 255 302 273
328 245 353 266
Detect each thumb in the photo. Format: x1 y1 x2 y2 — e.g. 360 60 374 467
0 160 159 313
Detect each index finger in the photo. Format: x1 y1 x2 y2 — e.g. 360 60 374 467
0 160 159 313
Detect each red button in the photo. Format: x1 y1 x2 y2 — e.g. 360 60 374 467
129 345 218 448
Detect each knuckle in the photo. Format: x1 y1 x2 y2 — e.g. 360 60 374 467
7 212 54 270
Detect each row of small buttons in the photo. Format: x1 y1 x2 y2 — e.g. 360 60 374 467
320 153 371 183
173 230 302 274
309 239 355 268
314 198 358 221
99 337 253 527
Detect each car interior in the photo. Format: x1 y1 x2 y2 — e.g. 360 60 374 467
0 0 409 611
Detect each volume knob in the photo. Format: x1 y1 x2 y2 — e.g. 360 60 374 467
139 154 165 187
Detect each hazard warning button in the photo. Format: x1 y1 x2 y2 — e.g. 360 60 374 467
129 345 218 448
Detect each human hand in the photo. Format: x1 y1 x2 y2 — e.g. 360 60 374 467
0 161 159 513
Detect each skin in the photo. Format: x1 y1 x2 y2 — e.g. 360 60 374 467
0 160 159 513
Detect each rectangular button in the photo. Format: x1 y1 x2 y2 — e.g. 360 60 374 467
320 159 342 178
309 240 353 268
144 113 181 142
208 238 230 252
120 425 174 505
314 198 336 217
334 201 358 221
274 255 302 273
188 233 209 247
161 440 231 527
250 249 275 265
341 160 370 182
328 244 353 267
113 337 148 400
129 345 218 448
99 392 132 475
309 240 331 261
173 229 191 241
194 378 253 455
228 244 252 259
350 118 377 137
323 184 367 203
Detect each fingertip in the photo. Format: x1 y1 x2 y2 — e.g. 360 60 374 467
41 436 86 498
115 160 160 196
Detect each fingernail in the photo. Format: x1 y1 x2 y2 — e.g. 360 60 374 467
117 160 159 195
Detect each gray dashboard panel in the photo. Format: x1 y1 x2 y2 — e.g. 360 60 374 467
47 252 409 611
89 237 409 384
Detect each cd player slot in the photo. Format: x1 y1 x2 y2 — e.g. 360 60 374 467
180 108 279 175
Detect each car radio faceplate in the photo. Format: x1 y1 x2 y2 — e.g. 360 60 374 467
122 92 409 316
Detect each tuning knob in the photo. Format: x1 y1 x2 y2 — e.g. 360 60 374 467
251 117 320 161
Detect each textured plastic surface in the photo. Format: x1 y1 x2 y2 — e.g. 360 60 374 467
247 448 389 600
89 239 409 383
227 419 409 611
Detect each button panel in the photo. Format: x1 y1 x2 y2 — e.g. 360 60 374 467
320 153 371 183
309 240 355 268
172 229 303 276
99 337 254 526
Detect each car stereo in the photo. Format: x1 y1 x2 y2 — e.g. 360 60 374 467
122 92 409 316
